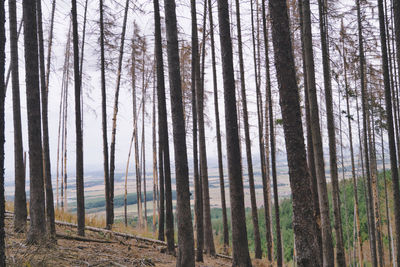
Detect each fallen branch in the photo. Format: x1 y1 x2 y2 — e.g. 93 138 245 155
56 233 116 244
5 210 232 261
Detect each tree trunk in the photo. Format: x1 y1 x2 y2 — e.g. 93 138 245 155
368 95 385 267
37 0 55 239
255 1 272 262
316 1 345 265
260 1 274 261
391 0 400 264
131 34 143 229
124 130 134 227
109 0 130 227
378 0 400 265
99 0 111 230
141 62 147 230
300 0 334 265
153 0 174 251
193 0 215 256
298 0 323 261
23 0 46 244
234 0 262 259
341 29 364 265
152 78 158 233
263 15 283 266
163 0 195 265
57 26 71 211
190 0 203 261
356 0 378 264
208 0 228 252
9 0 27 234
0 0 5 264
71 0 85 237
216 0 252 265
268 0 321 265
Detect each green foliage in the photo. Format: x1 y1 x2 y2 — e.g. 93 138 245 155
69 191 177 212
211 170 393 263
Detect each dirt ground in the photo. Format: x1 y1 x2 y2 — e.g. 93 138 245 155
4 216 232 267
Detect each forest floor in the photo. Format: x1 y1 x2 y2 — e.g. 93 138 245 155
4 214 269 267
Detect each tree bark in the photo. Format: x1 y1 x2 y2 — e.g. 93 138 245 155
109 0 130 227
391 0 400 264
153 0 174 251
298 0 323 261
193 0 215 256
356 0 378 264
37 0 55 239
152 79 158 233
377 0 400 265
164 0 195 265
341 27 364 265
99 0 111 230
234 0 262 259
208 0 229 252
9 0 27 234
268 0 321 265
316 1 345 265
300 0 335 265
263 17 283 266
216 0 252 265
23 0 46 244
71 0 85 237
260 1 274 261
190 0 203 261
0 0 5 264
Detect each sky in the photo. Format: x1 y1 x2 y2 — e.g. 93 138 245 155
3 0 386 187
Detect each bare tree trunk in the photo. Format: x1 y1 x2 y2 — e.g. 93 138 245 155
45 0 56 214
23 0 46 244
57 27 71 211
368 96 385 267
141 65 147 230
234 0 262 258
317 1 345 265
153 0 174 251
298 0 323 260
79 0 88 135
341 28 364 265
380 98 393 267
263 13 283 265
391 0 400 263
269 0 321 265
301 0 334 265
5 18 22 91
217 0 252 265
377 0 400 264
152 79 158 233
0 0 5 263
63 48 69 212
356 0 378 265
190 0 203 261
37 0 55 239
71 0 85 237
99 0 111 230
208 0 228 253
193 0 215 256
109 0 130 227
152 75 158 233
131 34 143 229
164 0 195 265
124 131 134 227
9 0 27 233
337 84 351 266
258 1 273 262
